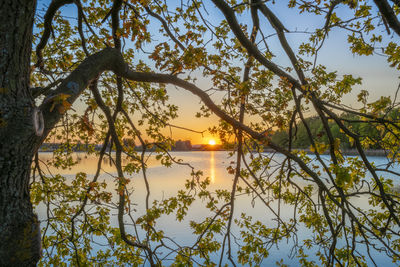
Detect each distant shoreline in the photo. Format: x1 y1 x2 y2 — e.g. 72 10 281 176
38 147 390 157
262 148 390 157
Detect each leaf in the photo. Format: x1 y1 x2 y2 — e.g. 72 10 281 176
49 93 71 112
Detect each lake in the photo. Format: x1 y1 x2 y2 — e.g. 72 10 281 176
35 151 400 266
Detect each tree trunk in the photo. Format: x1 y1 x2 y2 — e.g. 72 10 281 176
0 0 42 265
0 146 41 266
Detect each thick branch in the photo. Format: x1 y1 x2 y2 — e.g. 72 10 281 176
256 1 306 84
373 0 400 37
39 47 126 136
111 0 123 49
210 0 301 88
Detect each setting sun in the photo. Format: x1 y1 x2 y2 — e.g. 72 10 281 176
208 139 216 146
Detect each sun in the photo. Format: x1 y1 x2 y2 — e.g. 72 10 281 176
208 139 216 146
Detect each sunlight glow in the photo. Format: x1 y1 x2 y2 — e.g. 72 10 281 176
208 139 216 145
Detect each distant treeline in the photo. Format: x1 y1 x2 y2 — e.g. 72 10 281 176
40 111 398 153
270 111 399 150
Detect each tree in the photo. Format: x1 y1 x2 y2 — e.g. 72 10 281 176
2 0 400 265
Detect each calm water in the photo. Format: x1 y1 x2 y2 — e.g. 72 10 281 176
36 151 400 266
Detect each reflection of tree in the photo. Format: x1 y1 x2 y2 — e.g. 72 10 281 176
3 0 400 265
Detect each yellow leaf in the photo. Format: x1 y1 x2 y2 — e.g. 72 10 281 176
49 93 71 112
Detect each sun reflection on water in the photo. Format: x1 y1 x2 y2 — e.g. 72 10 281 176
210 151 215 183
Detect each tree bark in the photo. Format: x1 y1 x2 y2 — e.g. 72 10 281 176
0 146 41 266
0 0 42 265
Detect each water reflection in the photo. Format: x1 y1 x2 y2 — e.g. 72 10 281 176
35 152 399 266
210 151 215 183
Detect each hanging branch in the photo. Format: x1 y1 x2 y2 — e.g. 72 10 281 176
36 0 74 69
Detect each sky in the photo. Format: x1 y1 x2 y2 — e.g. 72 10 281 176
35 0 400 144
161 1 400 144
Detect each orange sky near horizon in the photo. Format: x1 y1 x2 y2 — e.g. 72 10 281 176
160 120 221 145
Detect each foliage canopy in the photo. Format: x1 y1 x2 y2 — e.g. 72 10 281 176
8 0 400 265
